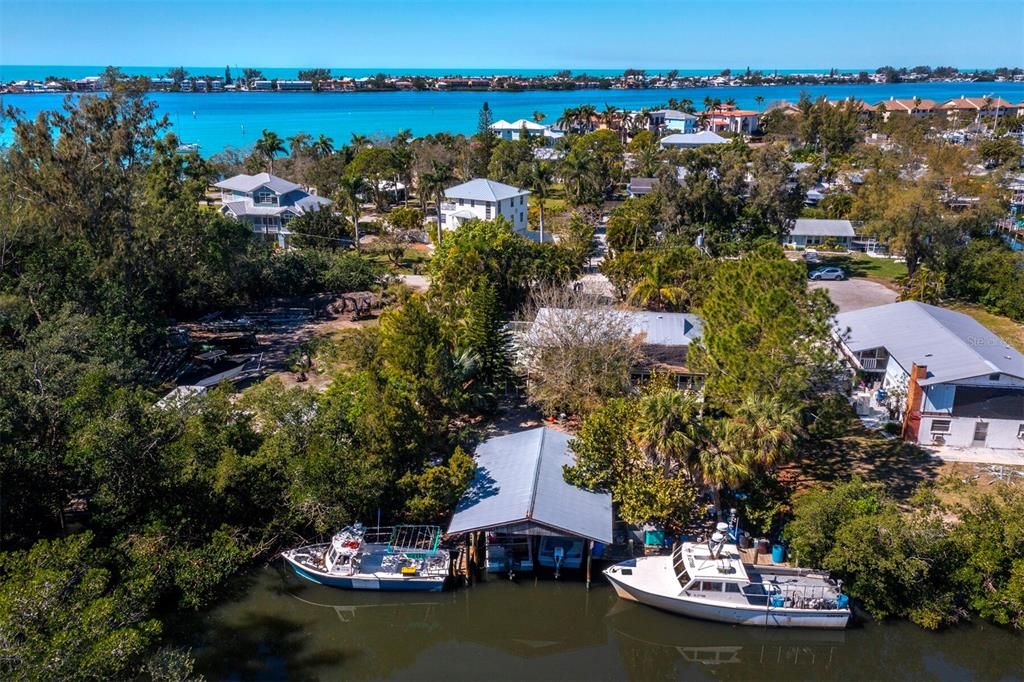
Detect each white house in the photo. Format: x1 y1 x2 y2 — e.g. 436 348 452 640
786 218 856 248
490 119 546 140
835 301 1024 450
215 172 332 247
659 130 728 149
441 178 529 233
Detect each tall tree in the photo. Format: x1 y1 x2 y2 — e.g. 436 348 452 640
334 175 367 251
254 129 285 173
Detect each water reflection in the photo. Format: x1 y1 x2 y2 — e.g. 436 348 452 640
176 565 1023 681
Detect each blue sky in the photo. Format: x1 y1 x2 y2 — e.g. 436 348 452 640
2 0 1022 68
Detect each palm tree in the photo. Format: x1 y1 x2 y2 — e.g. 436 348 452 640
557 106 579 133
524 160 555 242
334 175 366 251
311 134 334 159
732 395 801 471
577 104 598 132
628 260 687 309
632 142 662 178
560 149 600 206
754 95 765 111
420 160 455 244
532 111 547 123
254 129 285 173
679 98 695 114
633 389 700 474
288 132 311 158
690 418 751 519
601 104 620 130
350 133 370 149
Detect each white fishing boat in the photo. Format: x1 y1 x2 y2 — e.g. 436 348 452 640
282 524 450 591
604 526 850 629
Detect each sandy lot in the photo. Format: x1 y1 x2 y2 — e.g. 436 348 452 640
810 278 898 313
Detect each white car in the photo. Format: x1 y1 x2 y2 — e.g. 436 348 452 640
809 267 845 281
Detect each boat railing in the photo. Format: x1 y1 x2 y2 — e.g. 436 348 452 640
766 583 847 611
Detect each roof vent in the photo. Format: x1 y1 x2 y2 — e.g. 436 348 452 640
924 353 933 357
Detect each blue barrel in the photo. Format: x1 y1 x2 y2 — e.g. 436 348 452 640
771 544 786 563
836 594 850 609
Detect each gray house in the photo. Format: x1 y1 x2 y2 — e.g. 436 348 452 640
215 173 332 247
835 301 1024 449
786 218 855 249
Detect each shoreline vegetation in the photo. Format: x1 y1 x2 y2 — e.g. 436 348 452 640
5 64 1024 95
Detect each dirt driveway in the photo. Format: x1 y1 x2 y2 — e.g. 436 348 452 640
810 278 897 313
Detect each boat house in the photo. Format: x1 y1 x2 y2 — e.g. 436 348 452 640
447 427 612 582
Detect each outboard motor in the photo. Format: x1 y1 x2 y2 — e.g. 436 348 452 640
553 545 565 579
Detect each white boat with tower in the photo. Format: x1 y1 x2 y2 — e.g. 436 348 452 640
604 522 851 629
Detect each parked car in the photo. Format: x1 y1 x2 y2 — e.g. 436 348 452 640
803 249 820 264
809 267 845 281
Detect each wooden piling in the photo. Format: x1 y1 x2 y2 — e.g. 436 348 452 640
585 539 593 590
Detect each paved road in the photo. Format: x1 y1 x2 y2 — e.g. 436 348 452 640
810 278 897 313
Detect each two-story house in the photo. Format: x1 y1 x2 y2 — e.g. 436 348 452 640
215 172 332 247
835 301 1024 450
441 178 530 233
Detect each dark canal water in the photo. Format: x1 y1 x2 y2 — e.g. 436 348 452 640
172 565 1023 681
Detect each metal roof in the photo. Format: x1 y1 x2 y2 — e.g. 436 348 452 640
528 308 702 347
834 301 1024 385
491 119 548 131
660 131 728 147
215 172 302 195
447 428 613 544
444 178 529 202
791 218 855 238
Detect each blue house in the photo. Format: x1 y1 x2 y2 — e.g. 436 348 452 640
215 173 332 247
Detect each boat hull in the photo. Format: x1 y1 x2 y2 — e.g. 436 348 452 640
284 555 446 592
605 568 849 629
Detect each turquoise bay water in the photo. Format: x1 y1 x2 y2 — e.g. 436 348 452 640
3 82 1022 157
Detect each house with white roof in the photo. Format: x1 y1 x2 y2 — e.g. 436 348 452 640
834 301 1024 449
659 131 728 149
214 172 332 247
441 178 529 233
785 218 856 249
490 119 565 144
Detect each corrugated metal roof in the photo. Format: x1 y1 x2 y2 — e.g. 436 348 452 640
444 178 529 202
528 308 702 347
834 301 1024 385
792 218 855 237
447 428 613 543
660 131 728 147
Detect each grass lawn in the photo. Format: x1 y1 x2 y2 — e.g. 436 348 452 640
820 252 908 284
949 303 1024 354
367 247 431 275
782 407 1023 510
782 414 939 503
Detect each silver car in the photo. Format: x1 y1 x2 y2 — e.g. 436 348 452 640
809 267 845 281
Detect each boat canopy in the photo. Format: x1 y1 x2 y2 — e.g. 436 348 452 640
447 427 613 544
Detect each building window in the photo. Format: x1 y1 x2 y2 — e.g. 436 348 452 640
485 204 492 219
989 373 1000 382
931 420 951 434
470 200 475 208
256 191 274 205
1018 424 1024 439
519 196 524 206
458 198 464 206
520 212 524 223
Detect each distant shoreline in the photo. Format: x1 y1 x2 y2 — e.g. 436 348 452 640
4 64 1022 96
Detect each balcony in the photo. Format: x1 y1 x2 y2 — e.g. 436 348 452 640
440 201 457 212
